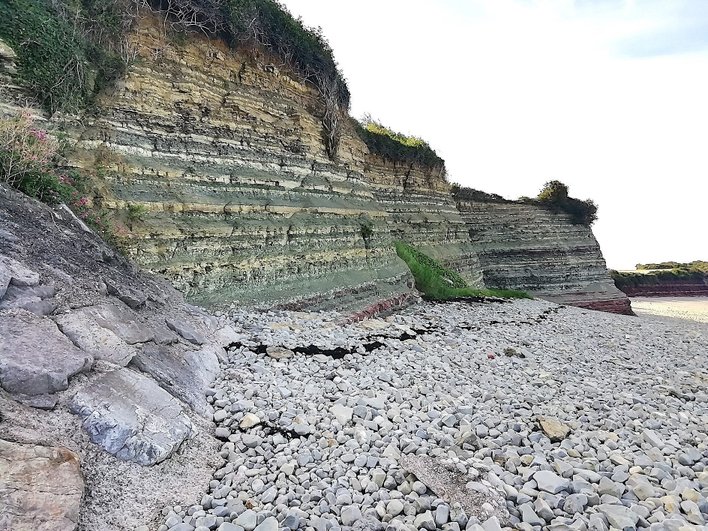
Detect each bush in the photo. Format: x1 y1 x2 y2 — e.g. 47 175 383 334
636 261 708 272
0 0 127 113
0 110 59 179
395 242 530 301
0 109 63 201
126 202 148 222
354 116 444 169
0 111 114 234
536 180 598 226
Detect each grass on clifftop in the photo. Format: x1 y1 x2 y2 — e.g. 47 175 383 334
355 117 444 169
395 242 530 301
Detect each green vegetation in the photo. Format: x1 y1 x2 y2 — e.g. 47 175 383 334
0 110 112 232
0 0 126 113
636 261 708 272
355 117 444 169
126 203 148 222
535 180 598 226
395 242 530 301
611 262 708 289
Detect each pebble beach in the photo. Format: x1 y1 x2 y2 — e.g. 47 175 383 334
156 299 707 531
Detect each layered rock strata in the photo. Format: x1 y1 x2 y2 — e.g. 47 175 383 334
457 200 632 314
617 278 708 297
1 17 628 315
66 18 485 314
68 20 411 314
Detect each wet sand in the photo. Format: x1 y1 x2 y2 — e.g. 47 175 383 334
631 296 708 324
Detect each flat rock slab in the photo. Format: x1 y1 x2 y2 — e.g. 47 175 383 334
104 278 147 309
0 309 93 396
0 439 84 531
55 311 137 366
70 368 193 466
400 454 508 523
69 302 154 345
166 317 206 345
130 343 220 417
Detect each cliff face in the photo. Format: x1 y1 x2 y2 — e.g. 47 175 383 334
1 14 629 315
66 17 484 312
457 200 633 314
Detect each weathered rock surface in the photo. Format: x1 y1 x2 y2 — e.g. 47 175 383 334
0 439 84 531
129 343 220 416
0 309 93 397
54 311 138 366
70 368 193 465
70 303 155 345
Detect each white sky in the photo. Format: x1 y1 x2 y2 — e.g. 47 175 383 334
281 0 708 270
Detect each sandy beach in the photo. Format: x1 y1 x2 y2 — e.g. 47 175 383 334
631 296 708 324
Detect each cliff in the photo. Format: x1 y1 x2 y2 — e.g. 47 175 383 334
63 16 486 314
457 200 632 314
0 11 629 315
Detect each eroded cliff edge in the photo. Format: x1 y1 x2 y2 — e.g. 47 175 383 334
0 13 629 315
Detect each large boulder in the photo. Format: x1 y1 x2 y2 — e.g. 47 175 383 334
70 368 193 465
0 439 84 531
130 343 220 417
0 309 93 398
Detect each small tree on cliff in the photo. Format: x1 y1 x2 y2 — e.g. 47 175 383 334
537 180 569 203
537 180 598 226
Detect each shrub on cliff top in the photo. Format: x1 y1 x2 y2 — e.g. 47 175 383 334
636 260 708 272
536 180 598 226
355 116 444 169
395 242 530 301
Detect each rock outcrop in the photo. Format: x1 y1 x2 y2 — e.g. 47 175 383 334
0 439 84 531
0 183 231 526
456 200 632 314
0 309 93 408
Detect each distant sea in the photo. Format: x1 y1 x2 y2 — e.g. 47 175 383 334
631 296 708 324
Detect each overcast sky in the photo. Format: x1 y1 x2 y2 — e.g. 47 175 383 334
281 0 707 269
